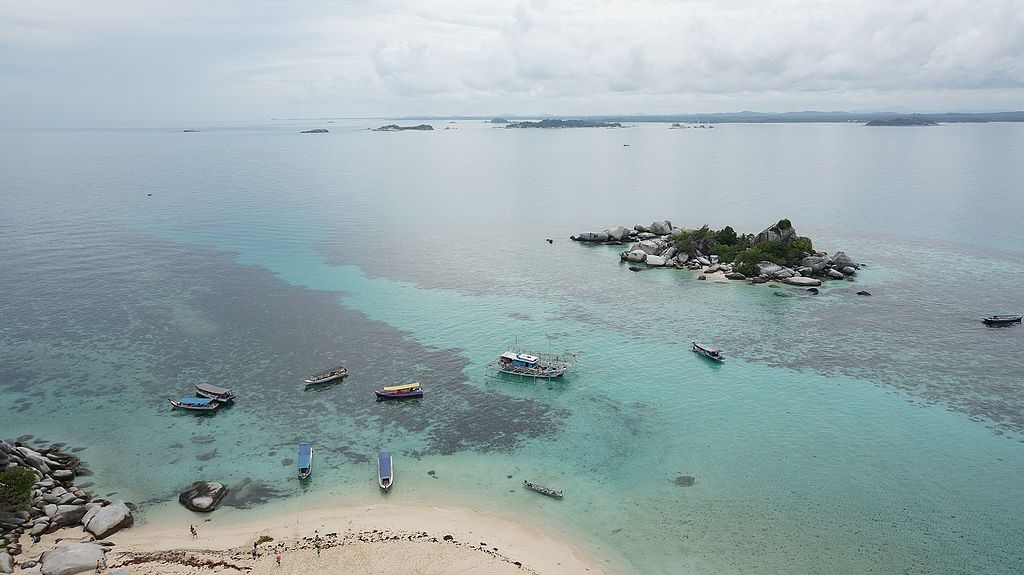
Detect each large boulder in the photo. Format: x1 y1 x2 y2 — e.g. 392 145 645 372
649 220 672 235
841 266 857 275
827 268 845 280
800 256 830 273
39 543 106 575
832 251 857 269
725 272 746 280
178 481 229 512
675 252 690 264
575 231 608 242
705 264 721 274
623 250 647 263
753 222 797 245
756 261 784 276
606 226 630 241
645 255 667 266
51 505 88 527
0 552 12 574
630 240 662 255
661 246 678 261
782 277 822 287
84 501 133 539
773 268 795 279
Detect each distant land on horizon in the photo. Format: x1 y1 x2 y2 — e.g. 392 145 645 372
390 111 1024 124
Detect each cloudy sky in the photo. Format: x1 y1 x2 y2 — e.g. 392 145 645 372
1 0 1022 124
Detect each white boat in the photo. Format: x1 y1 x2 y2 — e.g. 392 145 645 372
194 383 236 402
692 341 724 362
486 349 578 379
304 366 348 387
298 442 313 479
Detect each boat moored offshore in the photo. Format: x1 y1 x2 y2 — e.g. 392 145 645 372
297 442 313 479
378 451 393 491
194 383 236 402
523 480 563 498
692 341 724 362
375 382 423 400
304 366 348 387
982 314 1022 325
169 397 221 411
487 349 579 379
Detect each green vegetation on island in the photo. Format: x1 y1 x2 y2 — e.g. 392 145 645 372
504 119 623 129
0 466 36 511
671 219 813 277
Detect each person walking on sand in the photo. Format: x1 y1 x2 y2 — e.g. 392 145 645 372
190 525 197 539
275 551 282 566
95 559 102 574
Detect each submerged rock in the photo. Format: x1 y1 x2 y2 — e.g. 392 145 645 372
672 475 696 487
178 481 229 512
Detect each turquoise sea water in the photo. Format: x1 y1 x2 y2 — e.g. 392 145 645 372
2 121 1024 573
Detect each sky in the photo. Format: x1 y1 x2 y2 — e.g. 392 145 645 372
1 0 1022 125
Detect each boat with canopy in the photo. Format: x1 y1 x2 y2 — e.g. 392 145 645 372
374 382 423 400
692 341 724 362
982 314 1022 325
194 383 236 402
378 451 393 491
486 349 579 379
168 397 221 411
297 442 313 479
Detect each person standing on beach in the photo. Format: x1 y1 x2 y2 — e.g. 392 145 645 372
275 551 282 566
190 525 197 539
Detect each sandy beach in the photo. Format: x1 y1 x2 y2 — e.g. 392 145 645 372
18 501 611 575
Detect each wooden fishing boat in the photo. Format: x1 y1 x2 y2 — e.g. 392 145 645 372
692 341 724 362
486 349 579 379
375 382 423 400
194 383 236 402
982 314 1022 325
168 397 220 411
304 366 348 387
377 451 393 491
523 480 563 498
297 442 313 479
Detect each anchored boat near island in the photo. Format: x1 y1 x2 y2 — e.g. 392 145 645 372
486 348 579 379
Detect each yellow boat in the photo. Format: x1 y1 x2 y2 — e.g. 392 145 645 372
375 381 423 399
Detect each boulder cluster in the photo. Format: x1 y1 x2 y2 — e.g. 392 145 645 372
571 220 860 287
0 439 133 568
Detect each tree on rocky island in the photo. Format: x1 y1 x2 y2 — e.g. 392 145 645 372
0 467 35 511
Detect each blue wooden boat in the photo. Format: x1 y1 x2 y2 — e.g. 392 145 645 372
692 341 724 362
169 397 220 411
375 382 423 400
297 442 313 479
982 314 1022 325
377 451 393 491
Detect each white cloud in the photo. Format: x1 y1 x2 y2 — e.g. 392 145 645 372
0 0 1021 124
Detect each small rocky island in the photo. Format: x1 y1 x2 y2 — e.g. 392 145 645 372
373 124 434 131
504 119 623 129
571 219 860 287
300 128 330 133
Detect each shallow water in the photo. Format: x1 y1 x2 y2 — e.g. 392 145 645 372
2 121 1023 573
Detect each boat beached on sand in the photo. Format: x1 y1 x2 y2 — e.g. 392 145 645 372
193 383 236 402
304 366 348 387
375 382 423 400
692 341 724 362
523 480 563 498
169 397 221 411
297 442 313 479
378 451 393 491
487 349 579 379
982 314 1022 325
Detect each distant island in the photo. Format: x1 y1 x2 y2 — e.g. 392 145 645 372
300 128 329 133
386 111 1024 125
487 118 510 124
373 124 433 131
865 116 939 126
571 219 861 287
504 119 623 129
182 129 200 133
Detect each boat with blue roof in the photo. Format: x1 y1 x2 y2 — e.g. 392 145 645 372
378 451 393 491
298 442 313 479
169 397 221 411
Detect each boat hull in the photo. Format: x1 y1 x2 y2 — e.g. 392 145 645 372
523 480 563 498
168 399 220 411
375 390 423 399
298 443 313 479
378 451 393 491
982 315 1022 325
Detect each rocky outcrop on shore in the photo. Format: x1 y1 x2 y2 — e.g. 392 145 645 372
178 481 229 512
0 439 133 564
300 128 329 133
570 220 860 286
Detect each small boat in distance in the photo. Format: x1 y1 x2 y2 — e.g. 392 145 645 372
982 314 1022 325
297 442 313 479
375 382 423 400
523 480 563 498
378 451 393 491
194 383 236 402
169 397 221 411
304 366 348 387
487 349 579 379
692 341 724 362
